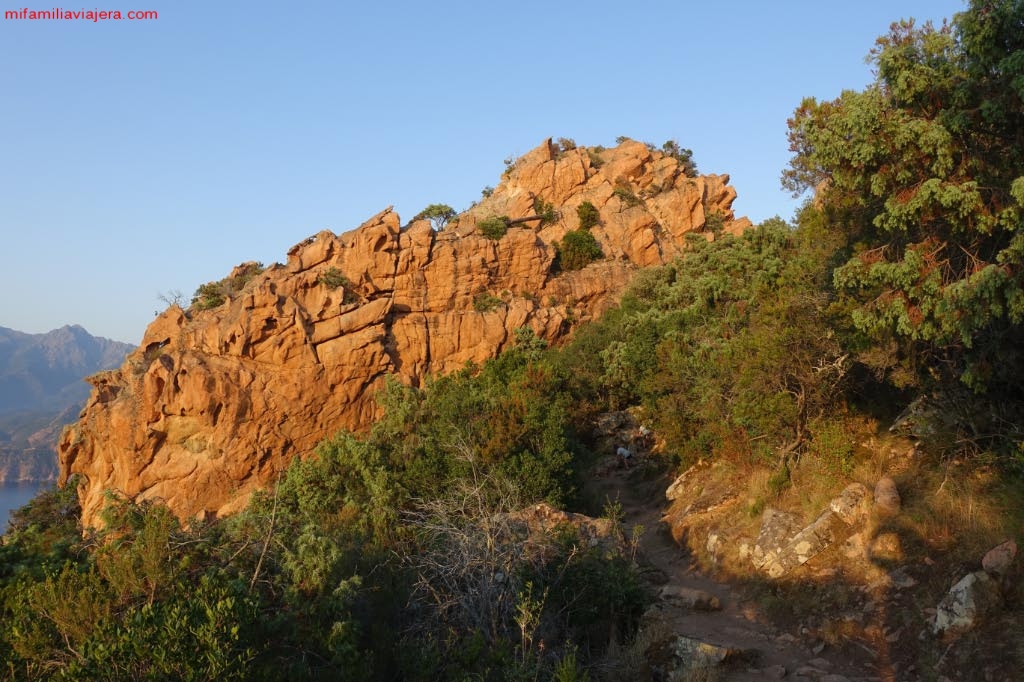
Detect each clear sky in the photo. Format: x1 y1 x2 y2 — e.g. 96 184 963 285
0 0 966 344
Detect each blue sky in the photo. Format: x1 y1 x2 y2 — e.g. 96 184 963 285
1 0 966 344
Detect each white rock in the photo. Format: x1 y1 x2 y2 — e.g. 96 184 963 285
829 482 870 525
933 570 1001 635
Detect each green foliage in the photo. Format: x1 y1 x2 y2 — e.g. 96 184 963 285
552 220 848 467
662 139 698 176
557 229 604 272
530 536 648 651
784 2 1024 392
478 215 509 240
192 262 265 311
534 197 558 226
473 292 504 313
555 137 577 153
552 647 591 682
576 201 600 230
318 266 350 290
587 149 605 168
612 185 642 208
481 185 494 198
192 281 227 310
367 328 578 507
806 418 856 478
704 210 725 237
413 203 457 230
318 267 359 303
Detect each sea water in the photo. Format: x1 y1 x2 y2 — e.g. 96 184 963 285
0 481 48 533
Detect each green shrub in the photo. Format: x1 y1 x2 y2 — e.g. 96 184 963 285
555 137 576 153
192 282 226 310
556 229 603 271
587 149 605 168
576 201 600 230
191 262 264 311
612 186 641 208
534 198 558 226
481 186 494 198
662 139 698 176
473 292 504 313
704 211 725 236
319 267 359 303
478 216 509 240
319 267 351 290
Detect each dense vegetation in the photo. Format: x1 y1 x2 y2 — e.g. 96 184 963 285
2 1 1023 678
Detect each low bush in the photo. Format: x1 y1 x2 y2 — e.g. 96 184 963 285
534 198 558 226
576 201 600 230
612 186 642 208
557 229 603 271
473 292 504 313
478 216 509 240
191 262 264 311
319 267 359 303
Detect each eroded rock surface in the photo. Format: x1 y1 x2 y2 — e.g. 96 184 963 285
59 138 750 528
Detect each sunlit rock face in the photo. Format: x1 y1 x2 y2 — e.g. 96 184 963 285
59 138 751 528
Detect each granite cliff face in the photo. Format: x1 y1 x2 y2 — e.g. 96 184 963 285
59 138 751 528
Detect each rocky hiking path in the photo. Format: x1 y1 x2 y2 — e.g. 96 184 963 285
586 463 882 681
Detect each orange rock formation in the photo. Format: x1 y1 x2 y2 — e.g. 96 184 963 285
58 138 751 527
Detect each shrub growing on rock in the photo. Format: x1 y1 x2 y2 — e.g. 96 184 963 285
576 201 600 230
557 230 603 272
478 216 509 240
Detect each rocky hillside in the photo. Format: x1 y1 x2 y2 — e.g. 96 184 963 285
58 138 750 528
0 326 131 482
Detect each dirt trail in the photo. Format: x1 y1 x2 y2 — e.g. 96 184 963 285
587 463 883 681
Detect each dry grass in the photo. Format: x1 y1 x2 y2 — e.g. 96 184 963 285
595 617 725 682
594 620 671 681
895 456 1024 562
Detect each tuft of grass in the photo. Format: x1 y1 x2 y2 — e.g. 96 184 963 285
612 186 642 208
896 456 1024 562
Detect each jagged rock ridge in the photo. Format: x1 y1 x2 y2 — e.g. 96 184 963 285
59 138 751 527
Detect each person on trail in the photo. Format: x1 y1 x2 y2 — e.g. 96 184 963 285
636 424 652 450
616 445 633 469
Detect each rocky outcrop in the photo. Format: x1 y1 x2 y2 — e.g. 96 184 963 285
58 138 750 528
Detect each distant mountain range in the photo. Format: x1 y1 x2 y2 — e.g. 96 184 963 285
0 325 133 481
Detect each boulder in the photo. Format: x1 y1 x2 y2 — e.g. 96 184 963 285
933 570 1002 635
873 477 901 515
752 508 847 578
670 635 745 666
829 482 871 525
982 539 1017 577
